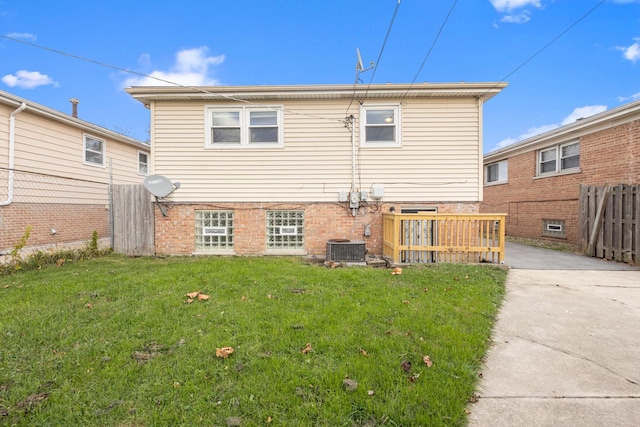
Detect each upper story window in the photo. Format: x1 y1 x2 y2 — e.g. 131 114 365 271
138 151 149 175
485 160 508 184
83 134 105 167
538 141 579 176
207 106 283 147
360 104 401 147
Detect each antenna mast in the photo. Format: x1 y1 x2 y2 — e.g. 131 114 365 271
355 48 374 84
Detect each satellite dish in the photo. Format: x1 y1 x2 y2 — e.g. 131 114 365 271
144 175 176 198
356 48 364 71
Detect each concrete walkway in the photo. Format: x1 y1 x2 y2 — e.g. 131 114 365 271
468 242 640 427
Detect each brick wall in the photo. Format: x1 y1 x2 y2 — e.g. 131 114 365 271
0 203 110 253
154 201 479 257
482 119 640 244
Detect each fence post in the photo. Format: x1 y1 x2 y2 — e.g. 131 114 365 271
585 184 611 257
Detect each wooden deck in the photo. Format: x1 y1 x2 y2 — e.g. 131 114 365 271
382 213 507 264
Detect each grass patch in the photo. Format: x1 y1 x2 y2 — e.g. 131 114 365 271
0 256 506 426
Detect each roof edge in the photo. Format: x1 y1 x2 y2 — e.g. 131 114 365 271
484 99 640 162
0 90 148 149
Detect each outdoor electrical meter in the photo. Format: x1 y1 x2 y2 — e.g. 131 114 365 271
349 191 360 208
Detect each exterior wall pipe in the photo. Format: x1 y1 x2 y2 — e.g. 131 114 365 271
1 102 27 206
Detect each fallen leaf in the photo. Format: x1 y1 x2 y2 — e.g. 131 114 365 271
267 416 272 423
367 389 375 396
342 378 358 391
267 294 272 299
359 348 368 356
301 343 313 354
173 382 180 388
402 300 410 304
56 259 65 266
186 291 200 299
401 360 412 372
408 372 420 383
423 355 433 367
86 303 93 310
216 347 234 358
391 267 403 275
197 294 210 301
241 296 247 301
423 287 429 292
185 298 194 304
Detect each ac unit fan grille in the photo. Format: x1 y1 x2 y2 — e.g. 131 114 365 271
326 240 366 262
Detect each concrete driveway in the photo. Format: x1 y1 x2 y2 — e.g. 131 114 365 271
468 242 640 427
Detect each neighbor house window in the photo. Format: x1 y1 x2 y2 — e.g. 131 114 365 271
538 141 579 175
207 106 282 147
360 105 401 147
195 210 234 252
138 151 149 175
485 160 508 184
266 210 305 251
542 219 565 238
83 134 105 167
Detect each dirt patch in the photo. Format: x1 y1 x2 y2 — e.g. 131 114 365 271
131 342 170 364
15 392 49 413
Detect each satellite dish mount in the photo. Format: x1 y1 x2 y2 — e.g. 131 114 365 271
355 48 374 84
143 175 181 217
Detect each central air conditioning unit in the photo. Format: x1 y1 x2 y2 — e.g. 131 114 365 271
326 239 366 262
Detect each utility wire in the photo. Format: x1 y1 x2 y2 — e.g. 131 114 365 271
401 0 458 101
359 0 402 106
0 35 345 125
480 0 606 97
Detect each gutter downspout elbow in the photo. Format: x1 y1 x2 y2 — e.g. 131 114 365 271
1 102 27 206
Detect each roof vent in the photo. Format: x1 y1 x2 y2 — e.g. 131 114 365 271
70 98 79 118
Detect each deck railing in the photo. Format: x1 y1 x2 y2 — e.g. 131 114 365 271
382 213 507 264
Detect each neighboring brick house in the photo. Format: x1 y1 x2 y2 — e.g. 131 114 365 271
481 100 640 245
126 82 506 257
0 90 150 256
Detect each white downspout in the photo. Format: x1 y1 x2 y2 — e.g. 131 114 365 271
1 102 27 206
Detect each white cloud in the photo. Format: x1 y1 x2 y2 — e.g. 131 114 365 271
616 38 640 62
6 32 37 41
491 105 607 151
500 11 531 24
124 47 225 87
617 91 640 102
489 0 541 12
560 105 607 125
1 70 58 89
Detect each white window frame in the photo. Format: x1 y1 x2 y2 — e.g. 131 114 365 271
360 104 401 147
542 219 566 238
265 210 305 254
206 106 283 148
195 210 235 253
485 160 508 185
137 151 149 176
537 141 580 176
83 134 105 167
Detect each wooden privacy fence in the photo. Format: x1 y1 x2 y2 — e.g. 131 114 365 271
580 184 639 264
382 213 506 264
112 184 155 256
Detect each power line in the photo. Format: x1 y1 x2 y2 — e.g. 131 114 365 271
480 0 606 97
401 0 458 101
0 35 345 125
359 0 403 106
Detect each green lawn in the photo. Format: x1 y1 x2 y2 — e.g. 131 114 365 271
0 255 506 426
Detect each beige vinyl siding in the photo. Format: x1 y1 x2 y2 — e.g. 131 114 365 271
1 105 148 204
152 98 481 203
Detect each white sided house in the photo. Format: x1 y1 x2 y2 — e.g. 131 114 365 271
127 83 506 258
0 90 150 256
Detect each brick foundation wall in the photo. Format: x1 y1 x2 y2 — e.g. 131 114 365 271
482 119 640 244
0 203 110 253
154 201 479 257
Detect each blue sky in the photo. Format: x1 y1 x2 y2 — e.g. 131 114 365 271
1 0 639 153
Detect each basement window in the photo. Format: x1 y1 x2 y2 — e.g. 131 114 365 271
266 210 305 253
542 219 565 238
195 210 234 252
